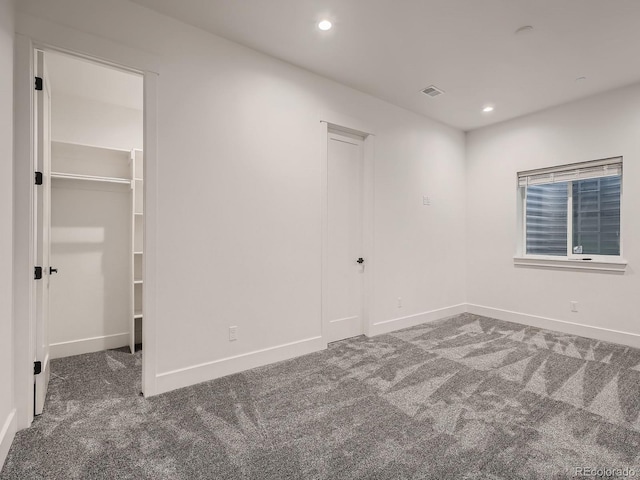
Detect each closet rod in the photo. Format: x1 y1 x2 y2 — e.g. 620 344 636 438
51 172 132 185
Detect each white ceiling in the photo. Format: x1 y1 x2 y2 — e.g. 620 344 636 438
46 51 143 111
129 0 640 131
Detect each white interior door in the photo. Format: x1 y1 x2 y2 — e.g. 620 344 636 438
34 50 52 415
326 131 365 343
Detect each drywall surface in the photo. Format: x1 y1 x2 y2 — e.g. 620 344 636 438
49 182 131 358
466 84 640 340
52 93 143 150
16 0 466 391
0 0 16 468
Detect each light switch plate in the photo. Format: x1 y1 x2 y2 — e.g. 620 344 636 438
229 326 238 341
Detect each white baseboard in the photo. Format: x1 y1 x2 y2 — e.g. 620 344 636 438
50 332 130 359
0 409 16 472
369 304 467 337
155 336 326 395
467 304 640 349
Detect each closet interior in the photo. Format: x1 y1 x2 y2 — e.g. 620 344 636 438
47 51 144 359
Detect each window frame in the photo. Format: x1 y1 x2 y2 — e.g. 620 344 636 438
515 157 626 272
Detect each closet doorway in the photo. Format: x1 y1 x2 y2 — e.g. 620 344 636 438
34 50 145 413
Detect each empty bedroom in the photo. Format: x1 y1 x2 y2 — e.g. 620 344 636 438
1 0 639 478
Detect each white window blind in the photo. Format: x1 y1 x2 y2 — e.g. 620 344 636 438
572 176 621 256
518 157 622 187
525 183 568 255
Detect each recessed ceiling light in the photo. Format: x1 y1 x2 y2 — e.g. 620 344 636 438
318 20 332 31
515 25 534 35
482 106 494 113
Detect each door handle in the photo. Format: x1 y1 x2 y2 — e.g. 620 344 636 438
49 267 58 274
356 258 364 264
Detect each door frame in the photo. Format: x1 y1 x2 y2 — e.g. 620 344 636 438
13 34 159 430
320 121 375 343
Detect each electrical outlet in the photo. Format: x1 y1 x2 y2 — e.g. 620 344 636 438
229 326 238 341
397 297 403 308
570 301 578 313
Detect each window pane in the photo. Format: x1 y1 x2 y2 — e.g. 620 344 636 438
526 183 568 256
572 176 620 256
526 182 568 256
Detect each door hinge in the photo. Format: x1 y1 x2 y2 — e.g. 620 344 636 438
35 77 43 91
35 171 43 185
34 361 42 375
34 266 43 280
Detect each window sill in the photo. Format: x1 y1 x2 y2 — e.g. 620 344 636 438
513 256 627 273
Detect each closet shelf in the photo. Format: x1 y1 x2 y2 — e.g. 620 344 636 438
134 280 143 285
134 312 143 319
134 251 143 255
51 172 132 185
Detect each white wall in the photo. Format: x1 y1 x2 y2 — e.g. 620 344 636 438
52 93 143 150
49 181 132 358
16 0 466 394
0 0 16 469
466 83 640 344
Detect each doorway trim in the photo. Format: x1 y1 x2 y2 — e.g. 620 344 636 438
320 121 375 343
13 34 159 430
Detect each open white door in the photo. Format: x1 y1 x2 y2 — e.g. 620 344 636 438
34 49 52 415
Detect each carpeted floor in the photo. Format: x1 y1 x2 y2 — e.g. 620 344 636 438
3 313 640 479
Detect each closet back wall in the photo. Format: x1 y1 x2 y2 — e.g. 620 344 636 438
49 93 143 358
49 172 131 357
52 94 143 150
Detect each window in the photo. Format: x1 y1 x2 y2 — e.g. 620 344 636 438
525 182 568 255
518 157 622 261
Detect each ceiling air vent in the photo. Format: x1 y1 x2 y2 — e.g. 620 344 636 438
421 85 444 97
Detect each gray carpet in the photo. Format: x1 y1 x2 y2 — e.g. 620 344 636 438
3 313 640 479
